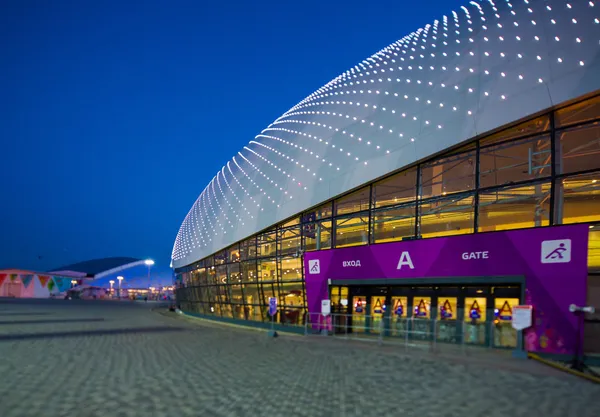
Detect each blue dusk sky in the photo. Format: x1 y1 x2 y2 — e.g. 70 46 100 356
0 0 462 284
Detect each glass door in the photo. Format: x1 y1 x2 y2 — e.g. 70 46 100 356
370 295 386 334
411 294 432 341
436 296 459 343
464 296 487 345
351 295 367 333
390 296 408 337
493 297 520 348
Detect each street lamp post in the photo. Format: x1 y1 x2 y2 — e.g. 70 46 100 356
145 259 155 293
109 280 115 297
117 276 123 298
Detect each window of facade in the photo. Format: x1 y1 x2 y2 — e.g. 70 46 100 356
478 182 551 232
214 250 227 265
215 265 227 284
480 114 550 146
278 281 305 307
259 259 277 282
258 232 277 258
280 257 302 281
228 244 240 263
335 214 369 247
303 221 332 251
230 284 245 305
302 202 332 222
555 95 600 128
371 204 416 243
240 261 257 282
420 151 476 199
228 263 241 284
335 186 370 215
279 227 301 256
243 283 262 306
372 168 417 208
557 122 600 175
479 135 551 188
555 173 600 225
207 267 217 285
418 194 475 238
240 237 256 260
280 217 300 228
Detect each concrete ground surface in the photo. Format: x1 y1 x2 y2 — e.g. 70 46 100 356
0 299 598 417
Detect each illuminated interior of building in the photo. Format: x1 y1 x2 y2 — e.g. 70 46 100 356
176 94 600 325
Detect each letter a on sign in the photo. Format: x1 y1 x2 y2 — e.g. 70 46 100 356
396 251 414 270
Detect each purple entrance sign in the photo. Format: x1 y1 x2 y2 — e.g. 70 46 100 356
303 225 589 355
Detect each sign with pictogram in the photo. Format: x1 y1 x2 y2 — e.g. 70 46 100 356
498 301 513 321
373 298 383 314
394 299 404 316
355 298 363 313
440 299 453 319
469 300 481 320
415 299 428 317
321 299 331 316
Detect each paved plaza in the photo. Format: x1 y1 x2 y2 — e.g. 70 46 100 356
0 299 598 417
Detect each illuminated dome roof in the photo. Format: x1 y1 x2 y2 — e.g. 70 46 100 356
172 0 600 268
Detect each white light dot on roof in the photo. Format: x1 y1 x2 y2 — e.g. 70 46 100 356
172 0 597 264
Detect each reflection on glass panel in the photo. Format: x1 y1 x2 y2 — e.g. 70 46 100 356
197 268 207 286
419 194 474 238
303 221 332 251
247 305 263 322
302 202 333 222
478 183 551 232
279 227 301 256
372 204 416 243
280 307 304 325
437 297 459 343
217 285 230 304
258 232 277 258
556 173 600 225
259 259 277 281
464 297 486 345
216 265 227 284
261 283 275 301
228 263 241 284
494 298 519 348
214 250 227 265
220 304 233 319
241 261 257 282
280 217 300 228
335 186 370 215
420 151 476 198
589 229 600 269
229 245 240 263
480 135 551 188
558 122 600 175
335 215 369 248
373 168 417 208
480 114 551 146
556 95 600 128
231 304 246 320
243 283 261 305
230 284 244 304
280 257 302 281
207 267 217 285
240 237 257 260
278 281 304 307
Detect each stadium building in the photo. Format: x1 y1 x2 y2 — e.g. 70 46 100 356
173 0 600 356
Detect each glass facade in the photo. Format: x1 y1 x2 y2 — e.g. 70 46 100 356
176 93 600 327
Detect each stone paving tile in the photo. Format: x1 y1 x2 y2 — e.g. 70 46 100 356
0 298 598 417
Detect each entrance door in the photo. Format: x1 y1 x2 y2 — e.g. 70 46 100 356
493 297 520 348
436 295 459 343
390 296 408 337
464 296 487 345
351 294 367 333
